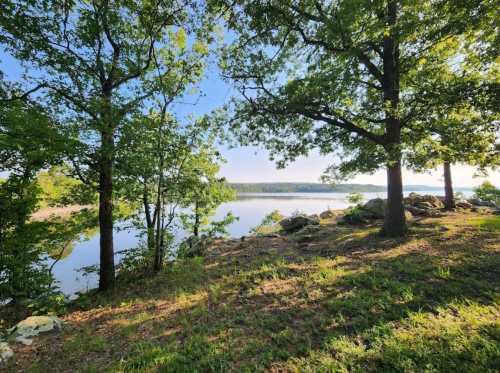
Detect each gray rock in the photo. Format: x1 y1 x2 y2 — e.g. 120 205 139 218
320 209 340 219
468 198 496 208
404 194 444 209
362 198 386 219
405 205 427 216
280 215 319 233
455 200 473 209
8 316 63 346
0 342 13 364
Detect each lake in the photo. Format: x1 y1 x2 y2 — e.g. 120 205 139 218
52 191 472 296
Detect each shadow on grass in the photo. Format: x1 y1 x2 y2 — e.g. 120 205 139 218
16 215 500 372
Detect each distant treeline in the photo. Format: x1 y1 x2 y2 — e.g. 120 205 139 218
230 183 472 194
230 183 385 193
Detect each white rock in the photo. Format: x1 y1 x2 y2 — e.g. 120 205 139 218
0 342 13 363
8 315 62 345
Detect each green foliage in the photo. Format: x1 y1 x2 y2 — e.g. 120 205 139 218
347 192 364 205
251 209 284 235
37 166 97 208
473 181 500 204
343 205 368 225
0 177 54 303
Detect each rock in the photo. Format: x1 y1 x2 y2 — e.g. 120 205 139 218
280 215 319 233
471 206 491 214
362 198 386 219
455 200 473 209
8 316 62 346
405 205 428 216
404 194 444 209
296 234 313 243
0 342 13 364
415 201 435 209
320 209 339 219
180 235 213 258
468 198 496 208
297 224 322 234
405 210 413 221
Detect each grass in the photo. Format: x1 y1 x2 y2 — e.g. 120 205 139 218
4 212 499 372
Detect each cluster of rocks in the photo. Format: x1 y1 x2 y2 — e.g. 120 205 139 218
279 215 319 233
339 193 498 225
272 193 498 232
403 193 445 217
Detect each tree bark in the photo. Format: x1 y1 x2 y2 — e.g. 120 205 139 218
384 158 407 236
98 89 115 291
193 200 200 237
443 160 455 209
98 129 115 290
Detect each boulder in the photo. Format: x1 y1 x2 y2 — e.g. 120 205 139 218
455 200 473 209
404 193 444 209
280 215 319 233
320 209 341 219
362 198 386 219
8 316 62 346
0 342 13 364
405 205 428 216
468 198 496 208
297 224 322 235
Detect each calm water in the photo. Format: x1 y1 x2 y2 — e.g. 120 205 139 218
52 191 472 296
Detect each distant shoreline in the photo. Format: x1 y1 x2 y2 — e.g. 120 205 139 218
230 183 473 194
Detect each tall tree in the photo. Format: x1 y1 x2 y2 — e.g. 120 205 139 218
211 0 491 236
0 0 212 289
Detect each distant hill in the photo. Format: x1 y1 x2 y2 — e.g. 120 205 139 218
229 183 473 194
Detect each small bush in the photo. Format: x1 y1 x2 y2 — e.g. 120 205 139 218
473 181 500 204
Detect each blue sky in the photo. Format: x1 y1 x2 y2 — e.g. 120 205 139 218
1 48 498 188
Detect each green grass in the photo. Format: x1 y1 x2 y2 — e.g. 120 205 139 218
6 213 500 373
475 215 500 232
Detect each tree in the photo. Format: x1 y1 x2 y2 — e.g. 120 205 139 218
211 0 491 236
117 113 197 271
407 106 498 209
0 93 70 306
0 0 212 289
401 6 499 209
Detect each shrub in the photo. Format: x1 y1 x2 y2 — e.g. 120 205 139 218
347 192 364 205
251 210 284 234
473 181 500 204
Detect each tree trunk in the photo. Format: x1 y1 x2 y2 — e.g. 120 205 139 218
98 129 115 291
383 158 407 236
381 0 407 237
143 183 155 252
193 201 200 237
443 161 455 209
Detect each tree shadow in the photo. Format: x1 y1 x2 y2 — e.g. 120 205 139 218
12 215 500 372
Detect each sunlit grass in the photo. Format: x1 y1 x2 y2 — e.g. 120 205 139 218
9 213 500 372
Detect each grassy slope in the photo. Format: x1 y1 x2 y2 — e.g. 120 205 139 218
5 213 500 372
